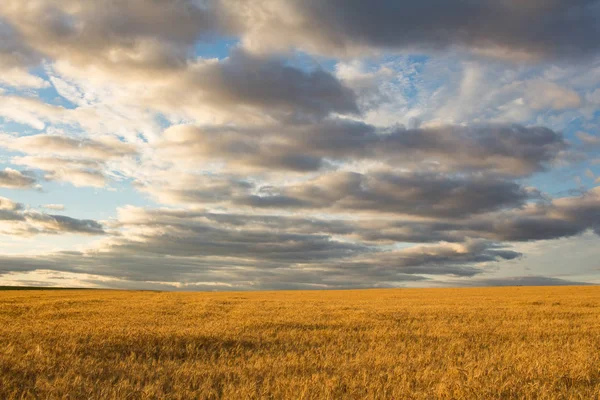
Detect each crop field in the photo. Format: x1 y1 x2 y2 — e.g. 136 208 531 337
1 286 600 399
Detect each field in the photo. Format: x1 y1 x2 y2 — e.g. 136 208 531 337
1 287 600 399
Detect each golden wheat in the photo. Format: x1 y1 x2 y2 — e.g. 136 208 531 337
1 286 599 399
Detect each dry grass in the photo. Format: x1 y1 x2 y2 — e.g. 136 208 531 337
1 286 600 399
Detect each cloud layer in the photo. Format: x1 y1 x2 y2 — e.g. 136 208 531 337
0 0 598 289
222 0 600 60
160 122 569 175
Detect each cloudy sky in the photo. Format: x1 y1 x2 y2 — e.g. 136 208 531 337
0 0 599 290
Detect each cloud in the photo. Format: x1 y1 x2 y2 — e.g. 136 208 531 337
333 186 600 244
1 183 599 289
444 275 592 287
2 133 138 188
0 18 40 69
39 215 105 235
332 55 600 131
577 131 600 146
525 80 582 110
193 49 359 119
130 49 359 123
103 206 367 263
0 0 220 76
4 134 136 159
159 121 569 176
2 0 599 82
0 168 38 189
0 196 105 236
0 18 45 87
136 173 254 206
0 0 598 291
0 196 23 211
317 240 521 278
0 252 428 290
137 168 539 220
0 19 46 87
234 170 534 218
11 156 107 188
0 68 48 88
1 15 359 123
362 186 600 243
0 96 65 130
0 207 522 289
0 50 357 131
135 185 600 246
222 0 600 60
42 204 65 211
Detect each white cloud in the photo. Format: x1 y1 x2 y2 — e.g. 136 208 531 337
42 204 65 211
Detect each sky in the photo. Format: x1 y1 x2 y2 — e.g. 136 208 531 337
0 0 599 290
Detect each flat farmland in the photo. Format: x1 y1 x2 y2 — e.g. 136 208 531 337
1 286 599 399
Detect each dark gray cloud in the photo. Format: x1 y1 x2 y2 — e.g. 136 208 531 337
445 275 593 287
45 215 105 235
0 168 38 189
346 187 600 243
318 240 521 278
115 208 357 237
126 185 600 247
471 187 600 241
352 211 599 244
0 238 513 290
109 225 365 263
161 121 568 176
235 171 534 218
107 207 367 263
151 49 359 122
139 168 537 219
223 0 600 60
203 49 359 119
0 251 430 290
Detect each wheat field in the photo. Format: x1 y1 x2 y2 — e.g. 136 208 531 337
1 286 599 399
